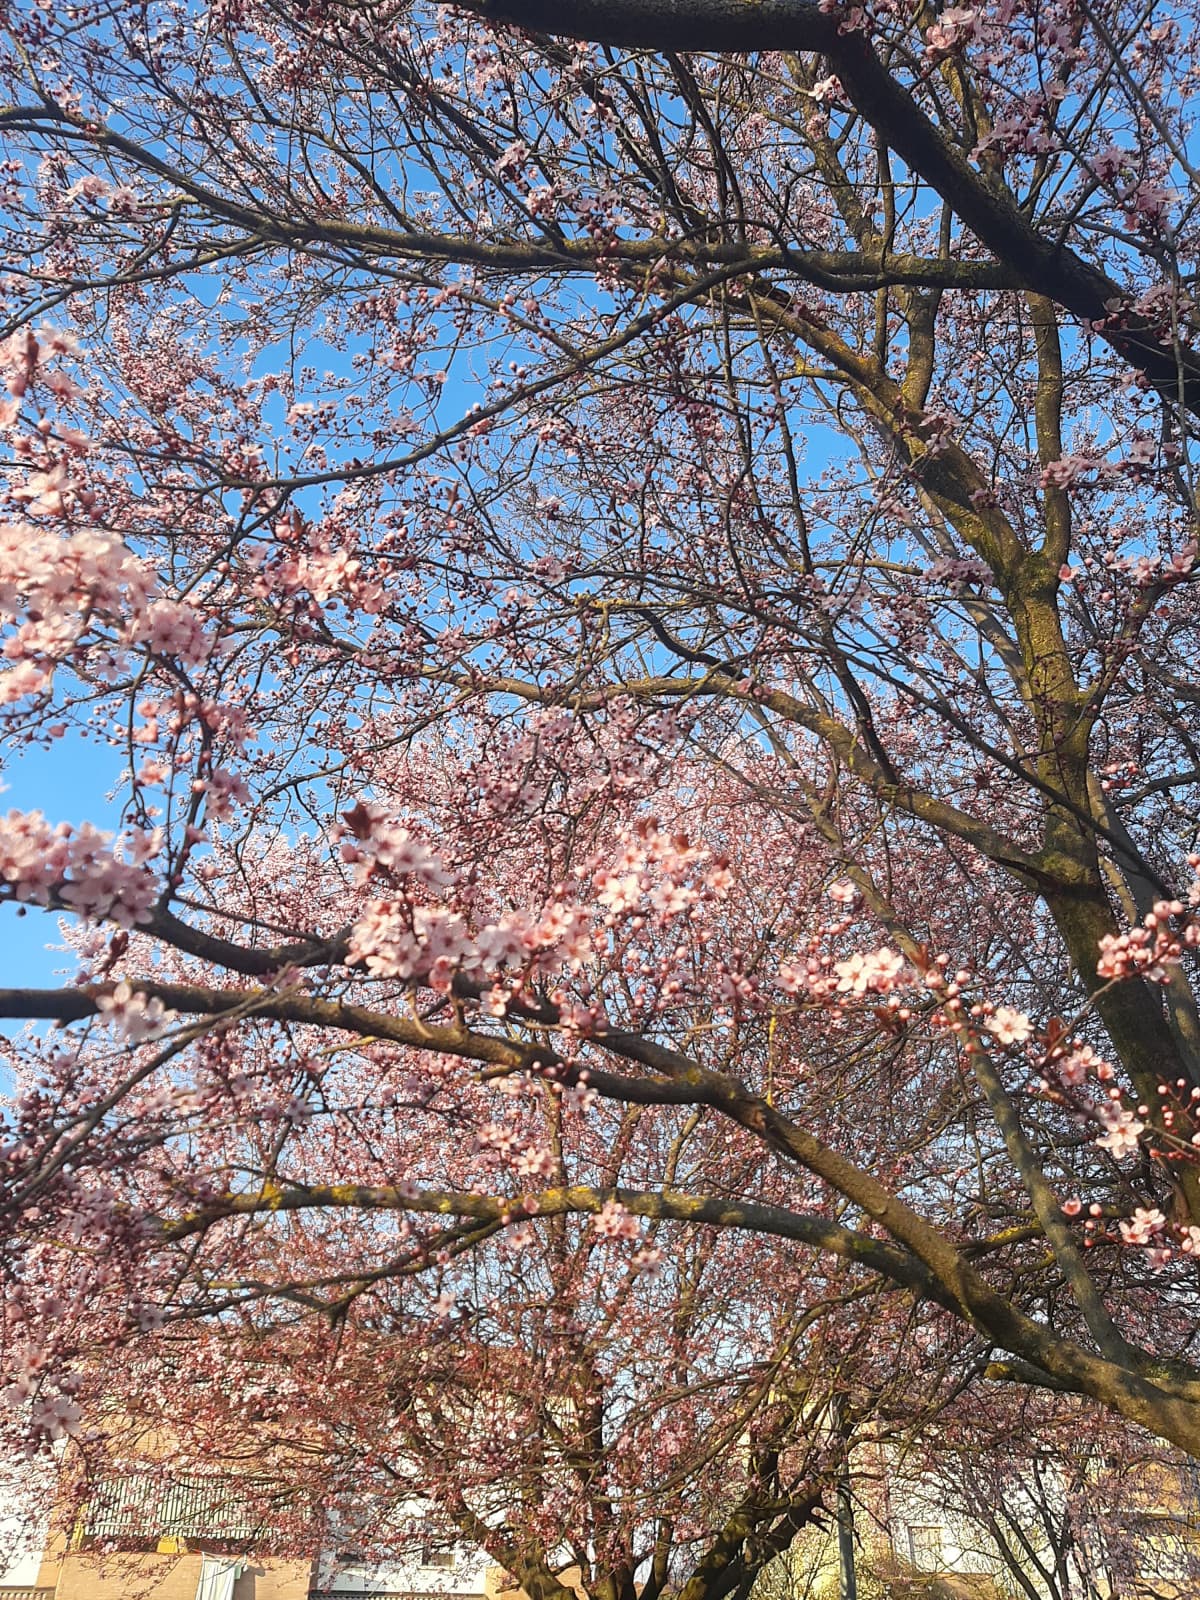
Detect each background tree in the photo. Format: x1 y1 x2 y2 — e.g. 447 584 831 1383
868 1392 1200 1600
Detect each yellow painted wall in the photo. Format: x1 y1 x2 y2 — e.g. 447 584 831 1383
34 1545 314 1599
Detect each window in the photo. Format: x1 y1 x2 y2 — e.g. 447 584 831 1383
906 1525 946 1572
420 1538 455 1570
403 1512 455 1570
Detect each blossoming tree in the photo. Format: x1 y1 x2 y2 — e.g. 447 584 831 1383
4 0 1200 1573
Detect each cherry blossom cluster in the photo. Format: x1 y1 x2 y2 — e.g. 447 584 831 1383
589 820 724 921
1029 1019 1198 1173
1057 541 1196 593
0 521 155 703
934 881 1200 1179
778 941 910 1003
924 5 982 56
0 809 161 926
983 1005 1033 1046
346 898 592 990
588 1200 664 1274
1096 897 1200 983
2 1347 81 1443
340 805 729 1002
0 331 219 706
591 1199 642 1241
1058 1196 1200 1272
771 881 913 1005
1094 1102 1146 1161
244 512 388 617
0 511 217 705
0 324 82 429
336 801 458 890
95 981 178 1043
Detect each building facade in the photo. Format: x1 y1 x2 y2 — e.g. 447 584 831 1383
760 1442 1200 1600
2 1443 1198 1600
0 1467 505 1600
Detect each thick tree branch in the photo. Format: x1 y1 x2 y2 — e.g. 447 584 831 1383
159 1180 955 1309
441 0 1200 411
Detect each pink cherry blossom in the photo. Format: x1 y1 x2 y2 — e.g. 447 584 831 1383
592 1200 641 1241
94 982 178 1042
1119 1206 1166 1245
1096 1105 1145 1160
985 1006 1033 1046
